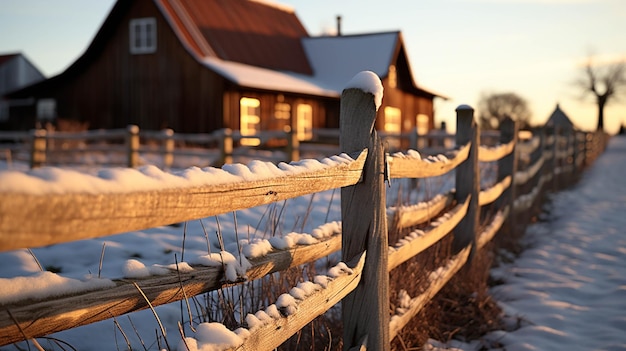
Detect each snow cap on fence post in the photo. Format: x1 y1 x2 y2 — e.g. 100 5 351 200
340 71 383 154
453 104 480 255
344 70 383 111
340 70 390 351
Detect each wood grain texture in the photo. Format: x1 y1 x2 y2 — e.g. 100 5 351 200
387 143 470 179
0 151 366 252
388 196 470 271
453 106 480 253
340 87 389 351
0 234 341 346
231 252 365 351
388 192 454 231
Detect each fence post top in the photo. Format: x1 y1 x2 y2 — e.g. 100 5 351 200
344 71 383 111
127 125 139 134
456 104 474 112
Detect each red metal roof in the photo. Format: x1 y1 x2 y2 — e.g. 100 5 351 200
160 0 312 74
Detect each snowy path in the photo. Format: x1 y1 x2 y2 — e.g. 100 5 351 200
486 135 626 351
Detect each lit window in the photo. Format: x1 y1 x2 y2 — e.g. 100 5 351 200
274 102 291 120
388 65 397 88
129 18 157 54
416 113 430 149
384 106 401 133
296 104 312 141
240 97 261 146
416 114 429 135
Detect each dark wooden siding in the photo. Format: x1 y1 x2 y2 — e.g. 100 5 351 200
6 2 437 136
221 88 334 133
36 1 225 133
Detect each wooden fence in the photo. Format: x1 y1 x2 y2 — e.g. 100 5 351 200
0 123 465 170
0 75 607 349
0 127 305 169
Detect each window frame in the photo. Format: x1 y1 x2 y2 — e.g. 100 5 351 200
129 18 157 54
240 97 261 146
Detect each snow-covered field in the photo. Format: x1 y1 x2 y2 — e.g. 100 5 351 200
0 145 451 350
1 135 624 350
430 135 626 351
0 169 349 350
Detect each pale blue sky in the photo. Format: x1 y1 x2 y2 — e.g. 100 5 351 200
1 0 625 132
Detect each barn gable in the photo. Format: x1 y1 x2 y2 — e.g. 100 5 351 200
4 0 445 138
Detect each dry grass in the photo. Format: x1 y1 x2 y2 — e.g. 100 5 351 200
388 227 505 350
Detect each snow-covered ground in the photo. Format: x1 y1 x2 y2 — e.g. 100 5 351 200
1 135 624 350
430 135 626 351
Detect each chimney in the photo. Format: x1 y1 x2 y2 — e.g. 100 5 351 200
336 15 342 36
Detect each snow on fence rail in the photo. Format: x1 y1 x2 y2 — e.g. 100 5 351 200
0 72 608 349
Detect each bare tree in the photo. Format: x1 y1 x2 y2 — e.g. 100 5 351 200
576 56 626 131
477 92 532 130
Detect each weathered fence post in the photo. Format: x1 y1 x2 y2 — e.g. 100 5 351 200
585 132 593 166
540 125 552 190
453 105 479 254
126 125 140 168
162 128 174 170
219 128 233 166
409 127 419 150
496 117 518 229
572 130 579 174
286 129 300 162
552 126 560 191
29 129 47 168
340 72 389 351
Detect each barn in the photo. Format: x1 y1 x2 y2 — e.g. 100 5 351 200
3 0 444 143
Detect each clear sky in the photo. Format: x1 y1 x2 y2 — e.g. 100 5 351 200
1 0 625 133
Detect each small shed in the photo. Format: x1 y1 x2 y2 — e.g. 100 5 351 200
546 104 576 131
0 53 45 128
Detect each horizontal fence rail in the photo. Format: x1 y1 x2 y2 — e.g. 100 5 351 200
0 73 608 349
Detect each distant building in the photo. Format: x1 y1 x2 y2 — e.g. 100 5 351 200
546 104 576 131
4 0 445 140
0 53 45 128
